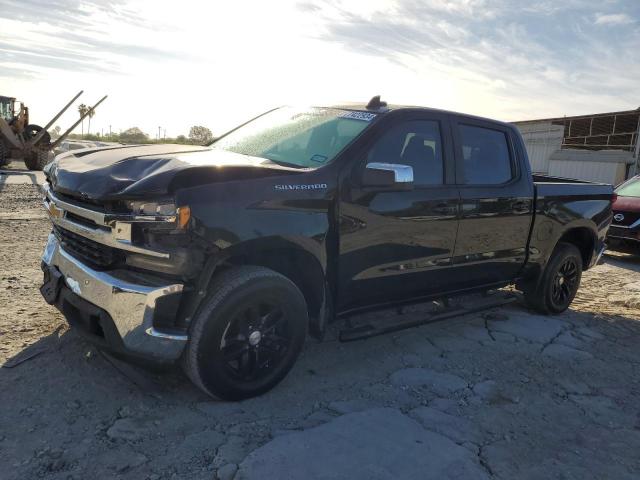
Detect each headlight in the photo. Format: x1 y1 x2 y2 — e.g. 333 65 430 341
126 200 176 216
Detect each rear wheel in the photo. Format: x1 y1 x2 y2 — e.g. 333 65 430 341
523 242 583 314
183 266 308 400
24 148 51 170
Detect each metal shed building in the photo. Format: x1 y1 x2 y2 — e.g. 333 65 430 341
513 108 640 185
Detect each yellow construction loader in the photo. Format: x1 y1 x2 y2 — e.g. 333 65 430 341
0 91 107 170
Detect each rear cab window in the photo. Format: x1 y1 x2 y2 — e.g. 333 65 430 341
456 123 514 185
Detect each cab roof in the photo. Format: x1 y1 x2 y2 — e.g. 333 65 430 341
326 96 514 130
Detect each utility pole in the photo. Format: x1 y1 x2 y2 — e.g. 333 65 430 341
158 126 161 141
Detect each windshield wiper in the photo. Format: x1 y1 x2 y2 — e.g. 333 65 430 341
263 157 305 169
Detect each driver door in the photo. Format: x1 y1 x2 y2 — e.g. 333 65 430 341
337 113 460 310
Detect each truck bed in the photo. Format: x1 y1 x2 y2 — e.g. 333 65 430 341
533 174 613 199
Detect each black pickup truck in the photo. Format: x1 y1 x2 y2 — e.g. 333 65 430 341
40 97 613 399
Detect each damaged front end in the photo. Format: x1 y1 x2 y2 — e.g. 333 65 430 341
40 183 207 362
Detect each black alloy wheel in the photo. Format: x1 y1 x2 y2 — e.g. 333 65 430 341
220 301 292 382
523 242 583 314
550 256 580 310
183 266 308 400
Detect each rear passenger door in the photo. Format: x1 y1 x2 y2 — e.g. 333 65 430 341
451 118 534 286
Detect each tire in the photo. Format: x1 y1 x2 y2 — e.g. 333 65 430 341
523 242 583 314
24 149 51 170
183 266 308 400
0 141 8 167
24 124 51 146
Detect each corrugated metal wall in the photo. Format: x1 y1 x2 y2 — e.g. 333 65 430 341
548 160 626 185
547 150 633 185
515 121 634 184
516 122 564 173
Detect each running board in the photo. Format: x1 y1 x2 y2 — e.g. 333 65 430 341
339 290 518 342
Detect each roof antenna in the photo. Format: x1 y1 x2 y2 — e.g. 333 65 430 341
366 95 387 110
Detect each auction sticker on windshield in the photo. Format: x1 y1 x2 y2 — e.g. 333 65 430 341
339 111 377 121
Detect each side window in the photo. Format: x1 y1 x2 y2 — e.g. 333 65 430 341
367 120 444 186
459 125 513 185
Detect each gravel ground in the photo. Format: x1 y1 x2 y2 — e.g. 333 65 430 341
1 183 639 479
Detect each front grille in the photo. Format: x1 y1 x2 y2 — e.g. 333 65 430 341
56 191 107 210
612 210 640 227
53 225 125 268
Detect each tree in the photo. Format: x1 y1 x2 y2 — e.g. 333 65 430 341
119 127 149 144
78 104 88 137
87 107 96 136
188 126 214 145
49 125 62 138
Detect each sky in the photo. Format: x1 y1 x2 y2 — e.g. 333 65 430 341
0 0 638 138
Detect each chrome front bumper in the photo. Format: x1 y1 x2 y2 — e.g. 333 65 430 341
42 234 188 360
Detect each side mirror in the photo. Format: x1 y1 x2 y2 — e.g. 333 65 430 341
362 162 414 189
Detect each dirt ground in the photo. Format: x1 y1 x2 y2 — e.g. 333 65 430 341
1 181 639 479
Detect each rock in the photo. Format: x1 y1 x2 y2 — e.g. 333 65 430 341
328 400 376 415
542 344 593 360
106 418 154 442
236 408 488 479
410 406 484 444
390 368 468 395
488 314 565 344
217 463 238 480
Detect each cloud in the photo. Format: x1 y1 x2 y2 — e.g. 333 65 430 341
594 13 635 25
301 0 640 119
0 0 638 135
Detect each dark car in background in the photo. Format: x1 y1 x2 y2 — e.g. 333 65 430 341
607 176 640 250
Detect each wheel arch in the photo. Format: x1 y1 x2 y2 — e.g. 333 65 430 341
556 226 597 270
211 238 330 339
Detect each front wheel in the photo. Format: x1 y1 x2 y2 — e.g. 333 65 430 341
183 266 308 400
523 242 583 314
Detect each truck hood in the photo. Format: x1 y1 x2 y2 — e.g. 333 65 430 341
47 144 302 200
